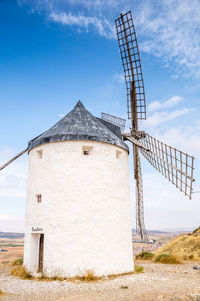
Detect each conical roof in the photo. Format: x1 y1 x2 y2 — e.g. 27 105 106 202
28 101 128 151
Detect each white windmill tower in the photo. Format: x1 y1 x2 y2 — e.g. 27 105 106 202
1 101 134 277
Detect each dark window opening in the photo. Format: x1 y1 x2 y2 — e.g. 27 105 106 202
116 150 122 159
36 194 42 203
82 146 93 156
83 150 90 155
37 150 43 159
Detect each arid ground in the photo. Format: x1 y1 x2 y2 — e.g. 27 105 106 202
0 238 23 266
0 261 200 301
0 234 200 300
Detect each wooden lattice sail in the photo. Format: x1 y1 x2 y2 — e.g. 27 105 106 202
115 11 195 241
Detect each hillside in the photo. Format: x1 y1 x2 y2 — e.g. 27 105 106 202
155 226 200 260
0 232 24 239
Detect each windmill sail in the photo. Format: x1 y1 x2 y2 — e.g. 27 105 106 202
0 148 28 171
115 11 146 120
139 133 195 199
101 112 126 132
115 11 148 241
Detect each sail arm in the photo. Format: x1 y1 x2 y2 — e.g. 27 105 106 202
123 134 150 152
115 11 146 120
139 133 195 199
0 148 28 171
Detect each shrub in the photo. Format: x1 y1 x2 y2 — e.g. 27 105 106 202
121 285 128 289
12 257 23 266
37 272 49 281
155 254 182 264
134 265 144 273
0 289 4 295
192 226 200 234
10 266 32 279
155 254 170 262
189 255 194 260
135 251 154 260
2 261 9 265
78 270 100 282
160 255 182 264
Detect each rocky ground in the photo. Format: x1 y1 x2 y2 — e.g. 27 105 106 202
0 261 200 301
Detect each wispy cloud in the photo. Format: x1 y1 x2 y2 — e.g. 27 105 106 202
58 113 65 118
142 172 200 229
155 126 200 157
0 214 25 232
148 96 183 112
136 0 200 77
0 148 14 160
144 95 195 129
50 12 115 38
17 0 200 77
17 0 130 12
138 119 200 230
0 214 16 221
114 73 124 84
0 148 27 198
143 108 194 129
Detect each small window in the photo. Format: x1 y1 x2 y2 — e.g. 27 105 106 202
83 150 90 155
37 150 43 159
116 150 122 159
36 194 42 203
82 146 93 156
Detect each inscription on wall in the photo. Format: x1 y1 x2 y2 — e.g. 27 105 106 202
32 227 43 232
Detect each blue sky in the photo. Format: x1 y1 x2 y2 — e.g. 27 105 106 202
0 0 200 232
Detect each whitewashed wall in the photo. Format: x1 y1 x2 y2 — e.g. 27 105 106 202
24 140 133 277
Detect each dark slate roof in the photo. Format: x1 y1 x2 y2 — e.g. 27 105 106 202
28 101 128 151
96 118 122 139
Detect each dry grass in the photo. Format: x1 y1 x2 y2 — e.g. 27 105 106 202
154 227 200 261
10 267 136 282
0 289 7 296
10 266 32 279
36 270 101 282
106 271 134 280
134 265 144 273
192 226 200 234
135 251 154 260
77 270 100 282
12 257 23 266
36 274 64 282
2 261 9 265
155 254 183 264
36 269 136 282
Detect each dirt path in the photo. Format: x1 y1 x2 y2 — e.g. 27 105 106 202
0 261 200 301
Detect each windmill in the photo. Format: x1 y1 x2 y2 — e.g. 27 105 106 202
0 11 195 246
101 11 195 241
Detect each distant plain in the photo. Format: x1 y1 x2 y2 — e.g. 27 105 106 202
0 230 190 265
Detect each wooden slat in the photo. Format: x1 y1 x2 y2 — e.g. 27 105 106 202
139 133 195 199
0 148 28 171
